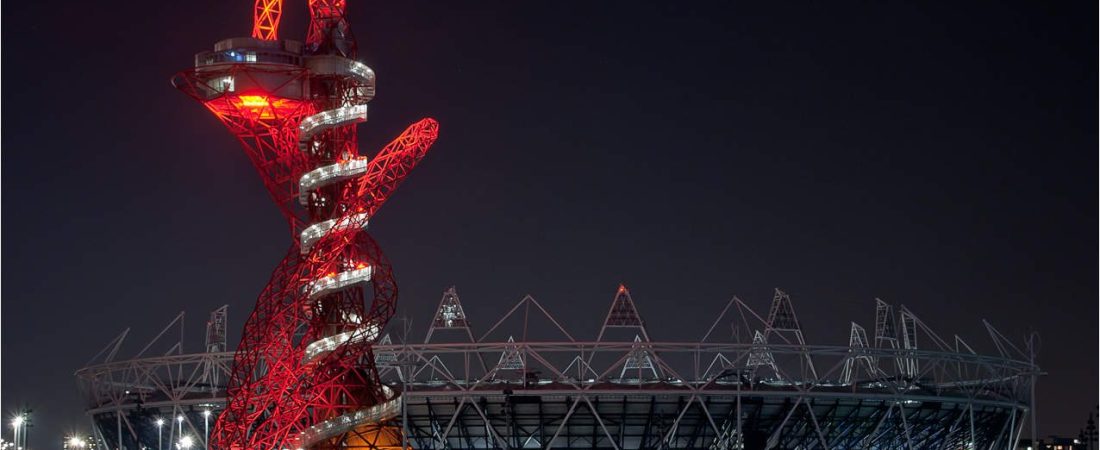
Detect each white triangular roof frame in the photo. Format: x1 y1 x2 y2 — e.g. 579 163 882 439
619 335 659 380
841 322 876 384
701 353 736 380
374 333 397 366
746 330 777 371
874 298 899 348
597 284 650 342
763 288 817 380
413 354 457 382
425 286 476 343
766 288 800 332
561 355 601 381
494 336 526 371
479 294 575 343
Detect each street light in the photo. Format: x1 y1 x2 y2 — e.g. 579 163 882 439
178 435 193 450
11 415 24 450
155 418 165 450
201 410 211 450
176 415 184 440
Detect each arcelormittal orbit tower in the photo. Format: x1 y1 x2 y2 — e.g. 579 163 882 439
173 1 439 448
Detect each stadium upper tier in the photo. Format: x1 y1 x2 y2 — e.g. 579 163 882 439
76 286 1037 450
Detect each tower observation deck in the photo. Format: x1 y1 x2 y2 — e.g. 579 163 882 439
173 1 439 448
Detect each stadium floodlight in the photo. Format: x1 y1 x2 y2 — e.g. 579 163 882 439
67 436 87 448
155 418 165 450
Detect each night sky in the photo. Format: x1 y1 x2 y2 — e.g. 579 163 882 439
2 0 1095 445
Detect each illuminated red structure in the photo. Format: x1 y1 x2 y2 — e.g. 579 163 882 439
174 1 439 448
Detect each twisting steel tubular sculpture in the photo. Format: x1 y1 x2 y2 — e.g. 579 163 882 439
174 1 439 448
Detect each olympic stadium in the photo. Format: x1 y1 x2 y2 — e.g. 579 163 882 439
76 286 1038 449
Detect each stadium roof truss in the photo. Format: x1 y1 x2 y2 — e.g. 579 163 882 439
77 290 1038 450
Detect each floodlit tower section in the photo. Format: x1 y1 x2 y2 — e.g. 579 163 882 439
592 285 662 380
841 322 876 384
175 1 439 448
620 335 660 380
374 334 398 367
425 286 477 343
874 298 905 375
423 286 488 375
494 336 526 372
746 330 779 377
763 289 817 380
597 284 650 342
873 298 899 349
203 306 229 389
900 309 920 378
206 306 228 353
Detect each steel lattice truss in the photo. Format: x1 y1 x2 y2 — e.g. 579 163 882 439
374 289 1037 450
78 290 1038 450
252 0 282 41
384 342 1028 450
78 352 232 449
173 1 439 448
75 309 232 450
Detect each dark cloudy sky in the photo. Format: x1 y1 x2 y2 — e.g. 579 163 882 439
2 0 1095 445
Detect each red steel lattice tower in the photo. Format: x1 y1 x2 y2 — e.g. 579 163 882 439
173 1 439 448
